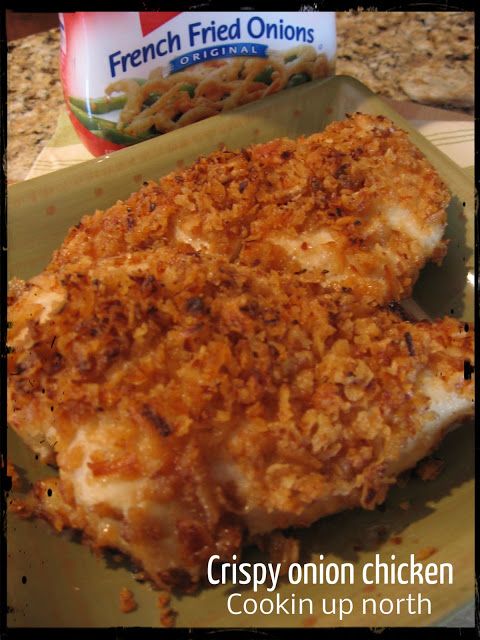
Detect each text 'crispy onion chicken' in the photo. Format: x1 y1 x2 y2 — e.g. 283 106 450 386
7 114 474 592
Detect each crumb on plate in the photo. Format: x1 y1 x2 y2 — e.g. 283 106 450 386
157 591 176 627
415 457 445 481
119 587 137 613
417 546 438 561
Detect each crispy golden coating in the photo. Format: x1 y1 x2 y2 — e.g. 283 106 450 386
6 114 470 592
8 247 473 590
49 113 449 310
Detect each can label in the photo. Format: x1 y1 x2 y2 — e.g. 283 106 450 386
59 12 336 156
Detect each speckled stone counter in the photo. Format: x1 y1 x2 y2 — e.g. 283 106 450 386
7 11 474 183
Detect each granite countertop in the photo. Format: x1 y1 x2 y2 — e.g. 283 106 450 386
7 11 474 183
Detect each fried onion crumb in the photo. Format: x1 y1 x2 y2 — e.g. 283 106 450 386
416 546 438 561
160 609 177 628
157 591 171 609
157 591 176 627
119 587 137 613
415 457 445 481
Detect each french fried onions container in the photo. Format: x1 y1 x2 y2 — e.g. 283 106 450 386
59 12 336 156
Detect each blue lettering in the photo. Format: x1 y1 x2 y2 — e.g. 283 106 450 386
142 43 155 63
266 22 278 39
189 18 240 47
217 24 228 40
109 50 122 78
156 38 168 57
130 49 142 67
107 30 181 78
247 16 265 39
168 31 181 53
247 17 315 44
229 18 241 40
203 20 216 45
189 22 202 47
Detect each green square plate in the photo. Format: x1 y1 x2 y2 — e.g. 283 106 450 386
7 75 474 628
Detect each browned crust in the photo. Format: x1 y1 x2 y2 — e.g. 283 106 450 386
6 115 471 593
47 113 450 308
7 244 474 588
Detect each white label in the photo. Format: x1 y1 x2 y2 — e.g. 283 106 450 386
60 11 336 150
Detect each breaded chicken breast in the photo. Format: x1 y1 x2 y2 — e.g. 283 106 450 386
8 247 473 590
48 113 449 310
